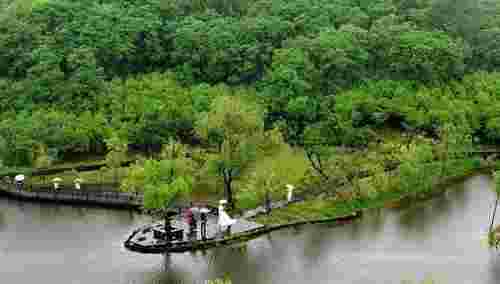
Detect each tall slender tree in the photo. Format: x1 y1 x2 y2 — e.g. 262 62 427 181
196 94 264 209
489 170 500 247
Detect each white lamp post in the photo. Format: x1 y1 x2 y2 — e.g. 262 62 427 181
14 174 25 191
52 177 62 191
74 178 83 190
286 184 295 202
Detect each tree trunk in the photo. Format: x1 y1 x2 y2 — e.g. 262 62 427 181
306 151 330 181
490 193 499 234
223 170 234 209
265 189 271 214
225 180 233 209
114 168 118 185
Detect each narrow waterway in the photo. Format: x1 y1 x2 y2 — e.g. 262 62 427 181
1 175 500 284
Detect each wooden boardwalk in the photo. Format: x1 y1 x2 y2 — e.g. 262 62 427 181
0 184 143 208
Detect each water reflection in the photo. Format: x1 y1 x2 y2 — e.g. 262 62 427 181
488 253 500 283
0 209 5 231
397 190 456 239
144 256 193 284
25 202 140 227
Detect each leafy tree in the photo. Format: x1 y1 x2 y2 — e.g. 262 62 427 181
33 143 51 184
75 111 109 154
143 175 193 212
104 135 128 184
398 140 436 195
196 94 264 208
302 116 343 182
384 30 466 82
472 28 500 71
303 141 334 182
122 140 194 231
245 128 308 212
435 119 473 177
105 73 196 153
120 161 146 195
0 10 39 78
297 25 371 93
259 46 319 143
428 0 481 42
0 113 34 166
142 144 194 230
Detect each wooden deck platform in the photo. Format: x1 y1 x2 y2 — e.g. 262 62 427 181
124 211 362 254
124 214 264 253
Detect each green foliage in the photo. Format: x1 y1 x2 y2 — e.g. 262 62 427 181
241 129 309 207
1 0 500 174
384 30 466 82
120 161 145 193
197 94 264 206
143 175 193 210
401 276 442 284
0 112 34 166
206 277 232 284
303 124 337 181
33 144 51 169
494 170 500 196
105 73 195 145
105 135 128 183
398 141 436 194
335 72 500 144
121 140 195 210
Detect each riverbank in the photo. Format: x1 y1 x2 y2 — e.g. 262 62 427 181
255 161 495 225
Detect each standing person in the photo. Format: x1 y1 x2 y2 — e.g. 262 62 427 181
191 206 199 235
184 207 195 238
217 200 236 235
199 207 210 240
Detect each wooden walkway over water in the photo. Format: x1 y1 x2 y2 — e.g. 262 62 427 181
0 184 143 208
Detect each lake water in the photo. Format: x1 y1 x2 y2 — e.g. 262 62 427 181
1 175 499 284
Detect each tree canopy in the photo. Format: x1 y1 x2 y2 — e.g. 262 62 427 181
0 0 499 171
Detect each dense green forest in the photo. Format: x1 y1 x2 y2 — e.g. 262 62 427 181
0 0 499 170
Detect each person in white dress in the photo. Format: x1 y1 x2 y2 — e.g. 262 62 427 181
217 200 236 234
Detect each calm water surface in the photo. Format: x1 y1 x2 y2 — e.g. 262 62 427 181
2 175 500 284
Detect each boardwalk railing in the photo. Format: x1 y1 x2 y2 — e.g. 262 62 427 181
0 182 143 208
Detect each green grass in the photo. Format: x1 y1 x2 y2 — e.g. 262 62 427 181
256 159 487 225
49 151 146 169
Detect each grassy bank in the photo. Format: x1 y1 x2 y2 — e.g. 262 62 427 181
256 159 490 225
